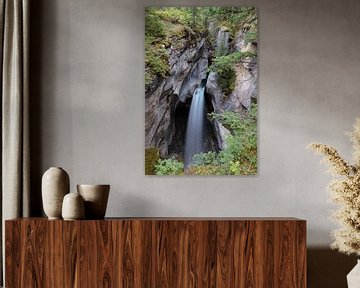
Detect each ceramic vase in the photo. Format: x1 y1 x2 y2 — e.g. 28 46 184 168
62 192 85 220
77 184 110 219
347 260 360 288
42 167 70 219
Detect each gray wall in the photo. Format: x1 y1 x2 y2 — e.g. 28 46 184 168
30 0 360 285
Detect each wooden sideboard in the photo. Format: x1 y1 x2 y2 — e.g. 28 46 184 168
5 218 306 287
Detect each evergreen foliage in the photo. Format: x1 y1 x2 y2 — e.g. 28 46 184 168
145 8 169 86
206 7 257 37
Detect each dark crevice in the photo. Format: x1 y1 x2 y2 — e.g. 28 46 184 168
168 89 218 160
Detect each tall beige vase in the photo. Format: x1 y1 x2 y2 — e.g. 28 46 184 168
42 167 70 219
347 260 360 288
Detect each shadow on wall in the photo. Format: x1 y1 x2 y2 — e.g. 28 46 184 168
29 0 46 216
109 192 182 217
308 248 357 288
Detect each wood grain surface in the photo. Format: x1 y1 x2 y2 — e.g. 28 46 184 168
5 218 306 287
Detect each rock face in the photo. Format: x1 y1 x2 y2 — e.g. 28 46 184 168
230 63 257 110
145 38 210 156
205 28 257 149
213 119 231 150
206 29 257 113
216 28 229 56
145 24 257 158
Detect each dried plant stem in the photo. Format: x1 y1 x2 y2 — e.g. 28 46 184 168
308 119 360 256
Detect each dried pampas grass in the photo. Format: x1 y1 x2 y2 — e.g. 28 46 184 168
308 118 360 256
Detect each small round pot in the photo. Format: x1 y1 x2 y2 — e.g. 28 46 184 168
77 184 110 219
62 192 85 220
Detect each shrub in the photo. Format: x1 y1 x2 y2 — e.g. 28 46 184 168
145 8 165 39
188 104 257 175
145 42 169 85
192 151 219 166
185 164 225 176
213 105 257 170
145 147 160 175
245 28 257 44
155 158 184 175
218 67 236 96
145 9 169 87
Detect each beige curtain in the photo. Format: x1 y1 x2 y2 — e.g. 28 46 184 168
0 0 30 284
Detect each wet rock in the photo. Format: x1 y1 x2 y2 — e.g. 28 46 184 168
145 38 209 156
213 119 231 150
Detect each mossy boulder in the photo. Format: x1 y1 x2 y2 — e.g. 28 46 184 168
145 147 160 175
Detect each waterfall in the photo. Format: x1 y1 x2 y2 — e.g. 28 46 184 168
184 85 206 168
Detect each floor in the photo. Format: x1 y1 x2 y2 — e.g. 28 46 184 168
308 248 357 287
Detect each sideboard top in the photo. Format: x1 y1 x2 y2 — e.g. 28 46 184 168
6 217 306 222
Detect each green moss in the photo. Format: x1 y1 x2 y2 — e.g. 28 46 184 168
145 147 160 175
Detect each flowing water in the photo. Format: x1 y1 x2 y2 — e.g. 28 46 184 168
184 86 206 168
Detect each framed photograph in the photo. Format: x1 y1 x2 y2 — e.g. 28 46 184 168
145 7 257 175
